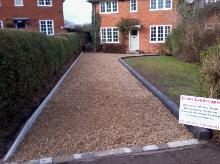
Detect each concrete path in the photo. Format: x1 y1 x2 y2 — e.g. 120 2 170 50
13 53 193 161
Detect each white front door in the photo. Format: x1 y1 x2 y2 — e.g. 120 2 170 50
130 29 139 52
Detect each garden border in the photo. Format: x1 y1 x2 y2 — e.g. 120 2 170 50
119 56 210 140
3 53 83 162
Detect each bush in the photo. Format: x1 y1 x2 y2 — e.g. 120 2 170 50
166 23 220 62
200 42 220 98
200 42 220 141
0 30 80 132
165 26 183 56
101 44 126 54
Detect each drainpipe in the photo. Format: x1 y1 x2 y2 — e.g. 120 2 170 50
92 3 97 52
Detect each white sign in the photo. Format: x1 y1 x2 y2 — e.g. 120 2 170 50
179 95 220 130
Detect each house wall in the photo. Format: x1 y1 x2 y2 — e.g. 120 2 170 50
0 0 64 34
95 0 177 54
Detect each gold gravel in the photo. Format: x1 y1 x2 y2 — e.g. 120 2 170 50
13 53 193 161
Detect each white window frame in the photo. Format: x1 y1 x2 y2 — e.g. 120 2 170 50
0 20 3 29
39 20 54 35
37 0 53 6
130 0 138 12
150 0 172 11
99 1 119 14
206 0 217 3
14 0 24 6
149 25 172 43
100 27 120 44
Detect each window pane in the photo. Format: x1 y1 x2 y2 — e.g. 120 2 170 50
101 29 107 43
106 2 111 12
40 21 47 34
164 26 171 38
130 0 137 11
100 2 105 12
151 0 157 9
158 0 164 9
40 20 54 35
47 21 53 34
46 0 52 5
158 26 164 41
107 28 112 42
38 0 52 6
151 27 157 41
113 28 119 42
15 0 23 5
165 0 171 8
112 1 118 12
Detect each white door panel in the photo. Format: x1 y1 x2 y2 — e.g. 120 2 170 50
130 29 139 51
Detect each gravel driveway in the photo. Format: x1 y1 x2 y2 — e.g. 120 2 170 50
14 53 193 161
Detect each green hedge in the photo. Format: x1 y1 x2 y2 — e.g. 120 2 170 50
0 30 80 123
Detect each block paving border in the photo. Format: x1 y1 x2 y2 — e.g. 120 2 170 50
4 139 206 164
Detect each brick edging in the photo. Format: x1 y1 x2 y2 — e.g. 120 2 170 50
119 56 210 140
4 139 206 164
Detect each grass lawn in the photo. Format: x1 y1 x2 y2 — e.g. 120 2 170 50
125 56 202 104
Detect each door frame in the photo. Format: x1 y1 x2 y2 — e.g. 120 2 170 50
129 28 139 52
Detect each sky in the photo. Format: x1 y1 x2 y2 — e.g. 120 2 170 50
63 0 92 25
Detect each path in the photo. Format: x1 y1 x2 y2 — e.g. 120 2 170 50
13 53 193 161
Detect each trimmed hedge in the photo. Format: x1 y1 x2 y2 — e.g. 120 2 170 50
0 30 80 130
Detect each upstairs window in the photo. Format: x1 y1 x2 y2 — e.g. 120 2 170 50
14 0 23 6
100 1 118 14
150 0 172 10
39 20 54 35
206 0 216 2
38 0 52 6
0 21 3 29
150 25 171 43
101 27 119 43
130 0 137 12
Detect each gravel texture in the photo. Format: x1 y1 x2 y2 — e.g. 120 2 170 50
13 53 193 161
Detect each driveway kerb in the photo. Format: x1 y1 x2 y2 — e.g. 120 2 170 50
4 139 206 164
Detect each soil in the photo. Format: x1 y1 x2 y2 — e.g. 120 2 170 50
0 54 79 160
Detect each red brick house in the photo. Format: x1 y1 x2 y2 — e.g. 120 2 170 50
89 0 178 53
0 0 65 35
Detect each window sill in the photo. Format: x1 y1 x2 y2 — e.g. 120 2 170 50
149 41 165 44
150 8 172 11
100 12 119 15
130 10 138 12
101 42 120 44
37 5 53 7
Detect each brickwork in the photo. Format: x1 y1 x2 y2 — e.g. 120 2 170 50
95 0 177 53
0 0 64 34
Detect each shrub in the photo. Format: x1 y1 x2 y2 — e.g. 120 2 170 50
165 26 183 56
200 42 220 98
166 23 220 62
165 0 220 63
200 42 220 141
101 44 126 54
157 45 171 56
0 30 80 134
